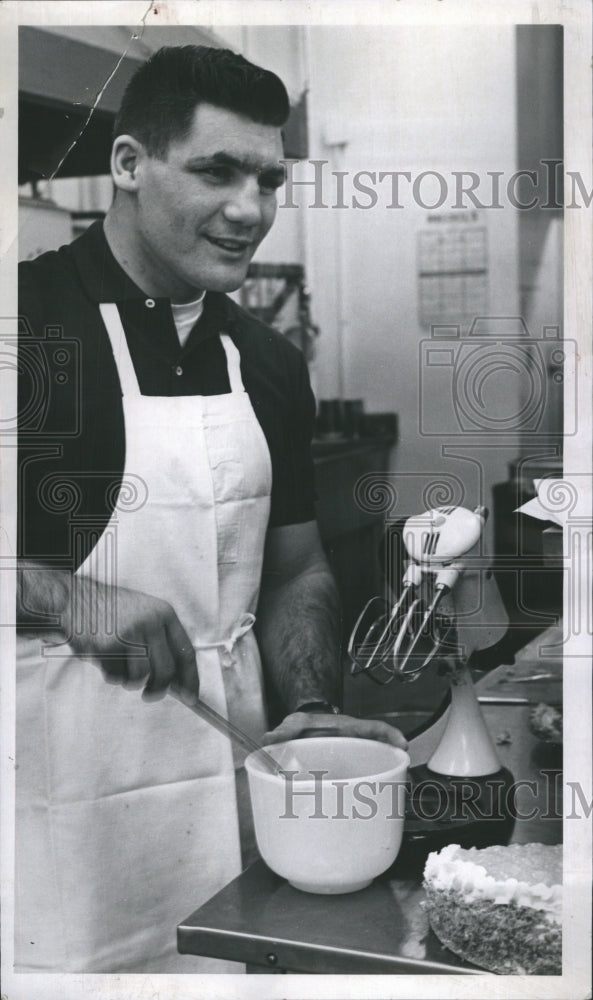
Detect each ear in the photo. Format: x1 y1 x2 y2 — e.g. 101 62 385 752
111 135 145 193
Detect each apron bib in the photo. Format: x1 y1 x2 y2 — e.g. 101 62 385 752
16 303 271 972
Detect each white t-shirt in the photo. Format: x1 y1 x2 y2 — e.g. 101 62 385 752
171 292 206 348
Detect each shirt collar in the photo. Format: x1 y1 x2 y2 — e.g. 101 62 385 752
72 220 148 302
71 219 239 338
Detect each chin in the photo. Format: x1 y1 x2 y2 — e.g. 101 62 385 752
200 268 251 294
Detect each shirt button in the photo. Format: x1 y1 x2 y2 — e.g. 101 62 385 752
174 365 183 376
145 298 156 308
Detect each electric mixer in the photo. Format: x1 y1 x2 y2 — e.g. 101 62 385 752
348 504 515 849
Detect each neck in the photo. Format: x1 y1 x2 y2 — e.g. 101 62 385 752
104 201 203 302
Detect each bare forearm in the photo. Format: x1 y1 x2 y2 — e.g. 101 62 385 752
17 562 71 631
16 562 200 699
256 564 342 713
17 564 116 641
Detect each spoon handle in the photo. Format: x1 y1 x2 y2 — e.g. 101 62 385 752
171 688 282 775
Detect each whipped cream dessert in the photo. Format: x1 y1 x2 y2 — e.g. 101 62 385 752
423 842 562 974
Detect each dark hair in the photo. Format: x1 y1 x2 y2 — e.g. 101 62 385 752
113 45 290 157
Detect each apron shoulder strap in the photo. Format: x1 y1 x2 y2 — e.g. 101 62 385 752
219 334 245 394
99 303 141 397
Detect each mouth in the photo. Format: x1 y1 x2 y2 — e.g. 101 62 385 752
204 234 254 257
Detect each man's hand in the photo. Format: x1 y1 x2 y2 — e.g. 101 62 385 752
18 565 199 704
262 712 408 750
66 579 200 703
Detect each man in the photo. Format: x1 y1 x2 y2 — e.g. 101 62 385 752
16 45 405 973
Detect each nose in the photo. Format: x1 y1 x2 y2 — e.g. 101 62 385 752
222 176 264 228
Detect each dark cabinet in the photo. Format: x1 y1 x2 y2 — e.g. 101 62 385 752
313 439 394 640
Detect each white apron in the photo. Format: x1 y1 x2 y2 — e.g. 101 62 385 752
16 303 271 973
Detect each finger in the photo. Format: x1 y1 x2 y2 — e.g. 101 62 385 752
91 613 149 679
262 712 332 745
142 628 176 700
263 713 408 750
346 718 408 750
319 716 408 750
263 712 351 744
165 616 200 702
101 655 130 684
141 682 167 702
125 647 151 686
100 644 144 685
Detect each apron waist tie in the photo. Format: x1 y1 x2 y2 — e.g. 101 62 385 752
195 612 256 667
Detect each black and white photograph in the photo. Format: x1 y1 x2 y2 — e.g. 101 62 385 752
1 2 591 998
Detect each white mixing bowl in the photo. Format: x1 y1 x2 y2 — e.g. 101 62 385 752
245 736 410 894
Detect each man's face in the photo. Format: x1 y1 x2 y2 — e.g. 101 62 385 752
131 103 285 300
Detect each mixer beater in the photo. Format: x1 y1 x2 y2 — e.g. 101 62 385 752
348 504 515 849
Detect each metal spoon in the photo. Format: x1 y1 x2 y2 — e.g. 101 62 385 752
171 687 284 776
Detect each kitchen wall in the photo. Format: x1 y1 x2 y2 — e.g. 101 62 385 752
299 25 524 528
220 23 531 527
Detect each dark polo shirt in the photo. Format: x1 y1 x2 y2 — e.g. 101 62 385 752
18 221 316 569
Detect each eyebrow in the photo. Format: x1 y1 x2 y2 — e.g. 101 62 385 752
184 151 287 183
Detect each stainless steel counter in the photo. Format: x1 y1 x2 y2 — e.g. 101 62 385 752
178 633 562 974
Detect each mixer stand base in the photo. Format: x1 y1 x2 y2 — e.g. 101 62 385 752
393 764 516 873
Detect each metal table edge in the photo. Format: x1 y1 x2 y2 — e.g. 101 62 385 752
177 904 482 975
